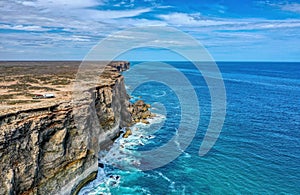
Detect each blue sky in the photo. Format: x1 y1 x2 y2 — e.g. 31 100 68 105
0 0 300 61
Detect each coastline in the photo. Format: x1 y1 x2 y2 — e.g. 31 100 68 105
0 61 147 195
73 96 157 194
78 111 166 194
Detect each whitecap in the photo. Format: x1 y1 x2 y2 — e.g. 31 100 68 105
152 90 167 98
156 171 172 183
80 112 167 194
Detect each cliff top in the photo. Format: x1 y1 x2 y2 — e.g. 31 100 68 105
0 61 129 116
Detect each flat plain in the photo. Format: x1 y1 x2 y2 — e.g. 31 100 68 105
0 61 79 115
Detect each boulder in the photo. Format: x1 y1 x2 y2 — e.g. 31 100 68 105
123 128 132 138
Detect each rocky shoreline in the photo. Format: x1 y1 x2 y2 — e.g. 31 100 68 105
73 99 154 195
0 61 153 195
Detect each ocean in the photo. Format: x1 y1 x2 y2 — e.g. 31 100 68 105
79 62 300 194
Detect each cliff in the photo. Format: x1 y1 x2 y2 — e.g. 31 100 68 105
0 61 132 195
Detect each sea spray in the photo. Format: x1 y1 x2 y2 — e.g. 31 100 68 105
79 113 165 194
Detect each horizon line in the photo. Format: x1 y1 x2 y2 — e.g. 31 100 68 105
1 60 300 63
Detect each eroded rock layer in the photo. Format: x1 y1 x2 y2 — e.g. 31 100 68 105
0 61 132 195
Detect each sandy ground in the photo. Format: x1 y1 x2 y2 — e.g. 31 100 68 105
0 61 80 115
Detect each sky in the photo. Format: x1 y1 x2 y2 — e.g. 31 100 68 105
0 0 300 61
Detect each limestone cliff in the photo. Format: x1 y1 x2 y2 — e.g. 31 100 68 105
0 62 132 195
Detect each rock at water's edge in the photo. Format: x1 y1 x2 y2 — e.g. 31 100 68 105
0 61 132 195
123 128 132 138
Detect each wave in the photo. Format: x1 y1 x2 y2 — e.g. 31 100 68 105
155 171 177 192
79 112 166 194
152 91 167 98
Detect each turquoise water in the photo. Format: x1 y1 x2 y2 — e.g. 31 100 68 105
79 62 300 194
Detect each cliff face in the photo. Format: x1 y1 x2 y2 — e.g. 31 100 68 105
0 62 131 195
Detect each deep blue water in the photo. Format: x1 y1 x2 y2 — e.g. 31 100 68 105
80 62 300 194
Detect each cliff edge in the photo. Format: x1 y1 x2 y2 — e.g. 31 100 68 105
0 61 133 195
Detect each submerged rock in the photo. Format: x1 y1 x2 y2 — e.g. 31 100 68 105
141 119 150 124
98 163 104 168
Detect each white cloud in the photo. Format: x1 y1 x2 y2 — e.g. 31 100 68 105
0 24 47 31
0 0 154 37
112 0 135 8
255 20 300 29
156 5 173 9
280 3 300 13
1 0 300 60
157 12 300 31
85 8 152 19
257 1 300 13
221 19 300 31
17 0 103 9
158 13 238 27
